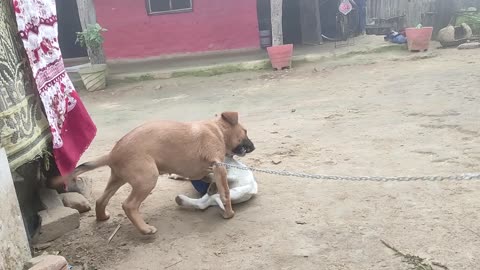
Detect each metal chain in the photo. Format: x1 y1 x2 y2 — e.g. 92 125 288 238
215 162 480 182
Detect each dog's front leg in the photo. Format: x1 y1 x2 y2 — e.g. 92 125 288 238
213 164 234 219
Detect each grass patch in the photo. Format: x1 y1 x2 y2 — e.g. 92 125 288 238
123 73 155 82
172 61 270 78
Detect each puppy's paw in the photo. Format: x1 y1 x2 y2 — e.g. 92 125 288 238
222 210 235 219
96 211 110 221
139 225 157 235
175 195 183 206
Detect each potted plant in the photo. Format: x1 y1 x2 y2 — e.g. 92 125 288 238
266 0 293 70
76 23 108 91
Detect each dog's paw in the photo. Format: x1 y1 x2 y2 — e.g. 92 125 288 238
175 195 184 206
139 225 158 235
222 210 235 219
96 211 110 221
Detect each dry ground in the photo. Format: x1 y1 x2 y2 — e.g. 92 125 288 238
46 46 480 270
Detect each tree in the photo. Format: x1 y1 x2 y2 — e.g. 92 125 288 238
270 0 283 46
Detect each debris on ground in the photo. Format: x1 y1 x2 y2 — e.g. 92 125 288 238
438 23 472 47
381 240 449 270
271 160 282 165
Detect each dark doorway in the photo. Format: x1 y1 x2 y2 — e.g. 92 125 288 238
55 0 88 59
256 0 324 46
282 0 302 44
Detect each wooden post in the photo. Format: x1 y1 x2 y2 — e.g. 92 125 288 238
270 0 283 46
76 0 106 64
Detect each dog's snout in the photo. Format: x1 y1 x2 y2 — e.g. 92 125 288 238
245 138 255 153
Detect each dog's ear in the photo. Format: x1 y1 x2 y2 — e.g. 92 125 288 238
221 111 239 126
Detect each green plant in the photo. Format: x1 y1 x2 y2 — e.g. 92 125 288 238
456 12 480 35
76 23 107 49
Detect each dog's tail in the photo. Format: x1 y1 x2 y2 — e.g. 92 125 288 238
73 154 111 177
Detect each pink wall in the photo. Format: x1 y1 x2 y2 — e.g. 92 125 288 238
94 0 260 59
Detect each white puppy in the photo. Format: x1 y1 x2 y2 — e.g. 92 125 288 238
175 156 257 210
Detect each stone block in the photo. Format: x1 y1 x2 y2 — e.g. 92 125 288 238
39 188 63 209
26 255 68 270
458 42 480 50
33 207 80 244
0 148 31 270
59 192 91 213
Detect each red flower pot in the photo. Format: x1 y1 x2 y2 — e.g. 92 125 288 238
405 27 433 51
267 44 293 70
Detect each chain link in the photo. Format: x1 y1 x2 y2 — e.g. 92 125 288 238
215 162 480 182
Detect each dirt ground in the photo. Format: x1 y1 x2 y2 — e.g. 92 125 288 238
46 46 480 270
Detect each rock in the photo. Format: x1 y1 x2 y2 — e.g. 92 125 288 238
38 188 63 209
437 25 455 43
458 42 480 50
25 255 68 270
33 207 80 244
59 192 91 213
65 176 92 198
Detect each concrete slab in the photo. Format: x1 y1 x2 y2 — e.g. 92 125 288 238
34 207 80 244
0 148 31 270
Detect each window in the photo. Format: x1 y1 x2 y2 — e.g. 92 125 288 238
146 0 192 15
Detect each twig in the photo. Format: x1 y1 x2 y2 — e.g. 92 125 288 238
108 224 121 243
164 259 182 269
432 261 449 270
381 239 449 270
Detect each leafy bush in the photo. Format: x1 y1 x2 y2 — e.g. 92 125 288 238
76 23 107 49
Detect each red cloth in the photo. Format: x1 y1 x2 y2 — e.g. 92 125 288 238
14 0 96 175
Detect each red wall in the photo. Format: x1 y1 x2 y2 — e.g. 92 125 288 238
94 0 260 59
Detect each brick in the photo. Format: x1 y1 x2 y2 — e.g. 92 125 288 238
39 188 64 209
33 207 80 244
27 255 68 270
59 192 91 213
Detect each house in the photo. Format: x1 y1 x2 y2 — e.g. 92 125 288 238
93 0 261 59
58 0 340 61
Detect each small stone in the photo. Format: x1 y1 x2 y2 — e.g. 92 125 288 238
39 188 64 209
33 207 80 244
25 255 68 270
291 109 296 113
65 177 91 197
59 192 91 213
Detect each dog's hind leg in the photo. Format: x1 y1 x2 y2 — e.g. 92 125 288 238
175 193 213 210
96 171 125 221
122 162 159 235
229 185 256 204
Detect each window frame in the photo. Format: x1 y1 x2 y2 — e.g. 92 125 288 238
145 0 193 16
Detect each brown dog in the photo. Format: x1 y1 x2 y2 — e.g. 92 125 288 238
70 112 254 235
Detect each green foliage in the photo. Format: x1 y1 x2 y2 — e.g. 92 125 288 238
456 12 480 35
76 23 107 49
